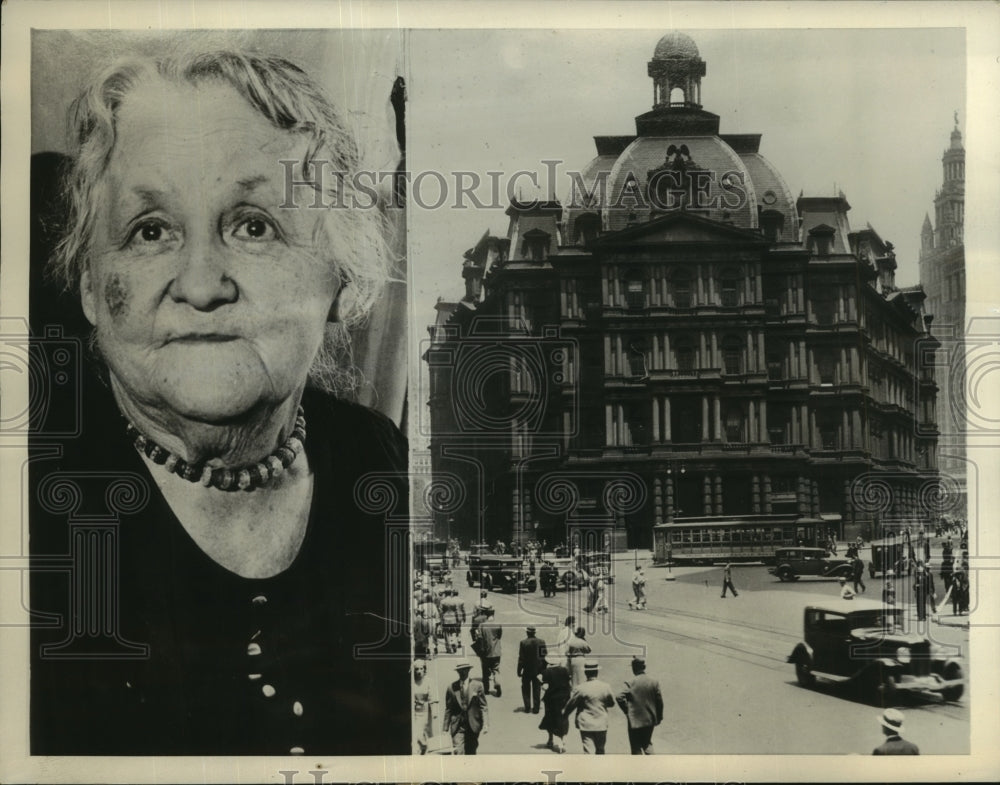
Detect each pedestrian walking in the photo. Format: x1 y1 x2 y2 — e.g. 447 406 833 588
950 568 968 616
443 660 489 755
540 560 558 597
474 603 503 696
439 588 466 654
412 659 436 754
565 626 592 687
563 659 616 754
913 561 937 621
554 615 575 665
538 654 571 753
882 572 896 605
851 555 866 594
593 577 609 614
839 577 855 600
629 566 647 610
517 626 547 714
720 563 739 598
615 655 663 755
872 708 919 755
940 556 954 596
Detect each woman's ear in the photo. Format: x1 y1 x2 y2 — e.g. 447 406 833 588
328 281 356 322
80 269 98 326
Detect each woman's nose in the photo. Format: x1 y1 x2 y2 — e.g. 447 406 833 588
168 235 238 310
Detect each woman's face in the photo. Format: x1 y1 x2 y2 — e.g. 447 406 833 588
81 77 342 423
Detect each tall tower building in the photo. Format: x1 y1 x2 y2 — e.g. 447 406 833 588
918 116 966 519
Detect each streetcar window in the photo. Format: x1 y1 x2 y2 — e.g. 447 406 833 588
711 530 720 543
682 530 691 544
692 531 701 544
732 529 742 544
772 528 782 542
671 531 682 544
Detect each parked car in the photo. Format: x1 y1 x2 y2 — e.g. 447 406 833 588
787 600 964 703
467 554 537 593
768 547 853 581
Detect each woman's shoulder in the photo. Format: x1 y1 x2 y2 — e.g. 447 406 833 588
302 388 407 471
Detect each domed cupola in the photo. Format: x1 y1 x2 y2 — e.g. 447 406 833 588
648 32 706 109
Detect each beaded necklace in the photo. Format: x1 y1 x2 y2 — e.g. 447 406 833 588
126 407 306 491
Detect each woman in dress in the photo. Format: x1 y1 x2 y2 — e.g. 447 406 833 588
538 654 571 753
30 45 407 756
565 626 592 687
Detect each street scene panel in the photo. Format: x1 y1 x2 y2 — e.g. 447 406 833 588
410 27 969 757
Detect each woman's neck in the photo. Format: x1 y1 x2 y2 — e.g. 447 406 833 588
111 377 304 467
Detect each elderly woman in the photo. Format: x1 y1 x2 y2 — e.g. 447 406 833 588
29 47 408 755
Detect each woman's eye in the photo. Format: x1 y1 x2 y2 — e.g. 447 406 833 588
127 219 172 247
233 217 277 241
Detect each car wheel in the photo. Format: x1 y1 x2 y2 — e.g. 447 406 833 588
941 662 964 702
778 567 792 582
795 660 816 688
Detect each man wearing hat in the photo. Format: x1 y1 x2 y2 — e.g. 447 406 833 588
443 660 489 755
872 708 919 754
562 659 616 754
475 603 503 697
616 655 664 754
517 625 548 714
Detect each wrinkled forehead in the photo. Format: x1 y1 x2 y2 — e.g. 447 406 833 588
107 75 309 186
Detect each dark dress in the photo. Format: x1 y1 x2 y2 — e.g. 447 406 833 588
539 664 572 736
29 365 410 756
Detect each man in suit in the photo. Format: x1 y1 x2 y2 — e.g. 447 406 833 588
872 708 919 755
517 626 547 713
475 603 503 696
616 655 664 754
443 660 489 755
563 659 616 754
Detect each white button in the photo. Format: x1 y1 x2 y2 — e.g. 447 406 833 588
292 701 304 716
289 746 304 754
262 684 276 698
247 642 262 656
248 673 262 681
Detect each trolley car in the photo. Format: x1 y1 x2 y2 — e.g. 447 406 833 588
652 515 825 565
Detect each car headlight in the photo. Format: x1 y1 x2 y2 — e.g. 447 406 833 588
896 646 911 664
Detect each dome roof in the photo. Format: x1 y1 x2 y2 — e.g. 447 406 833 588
653 32 700 60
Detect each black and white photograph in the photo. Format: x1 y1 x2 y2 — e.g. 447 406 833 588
409 24 990 760
22 27 409 757
1 1 999 784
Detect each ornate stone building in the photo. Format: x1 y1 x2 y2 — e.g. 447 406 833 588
425 33 941 549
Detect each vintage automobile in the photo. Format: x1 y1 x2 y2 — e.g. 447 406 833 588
467 554 537 593
768 547 854 581
868 538 905 578
787 600 964 703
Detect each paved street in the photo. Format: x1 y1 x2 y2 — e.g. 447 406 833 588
419 550 970 755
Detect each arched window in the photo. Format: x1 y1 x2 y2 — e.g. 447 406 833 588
724 403 746 443
816 349 837 385
670 267 693 308
627 336 648 378
575 213 600 246
719 268 741 307
670 86 685 105
675 335 696 373
722 335 744 376
624 270 646 309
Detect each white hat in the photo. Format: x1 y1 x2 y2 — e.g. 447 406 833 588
878 708 905 733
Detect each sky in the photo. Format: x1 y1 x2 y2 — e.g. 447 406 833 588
407 27 966 348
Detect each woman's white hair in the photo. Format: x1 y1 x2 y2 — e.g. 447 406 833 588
51 46 395 396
